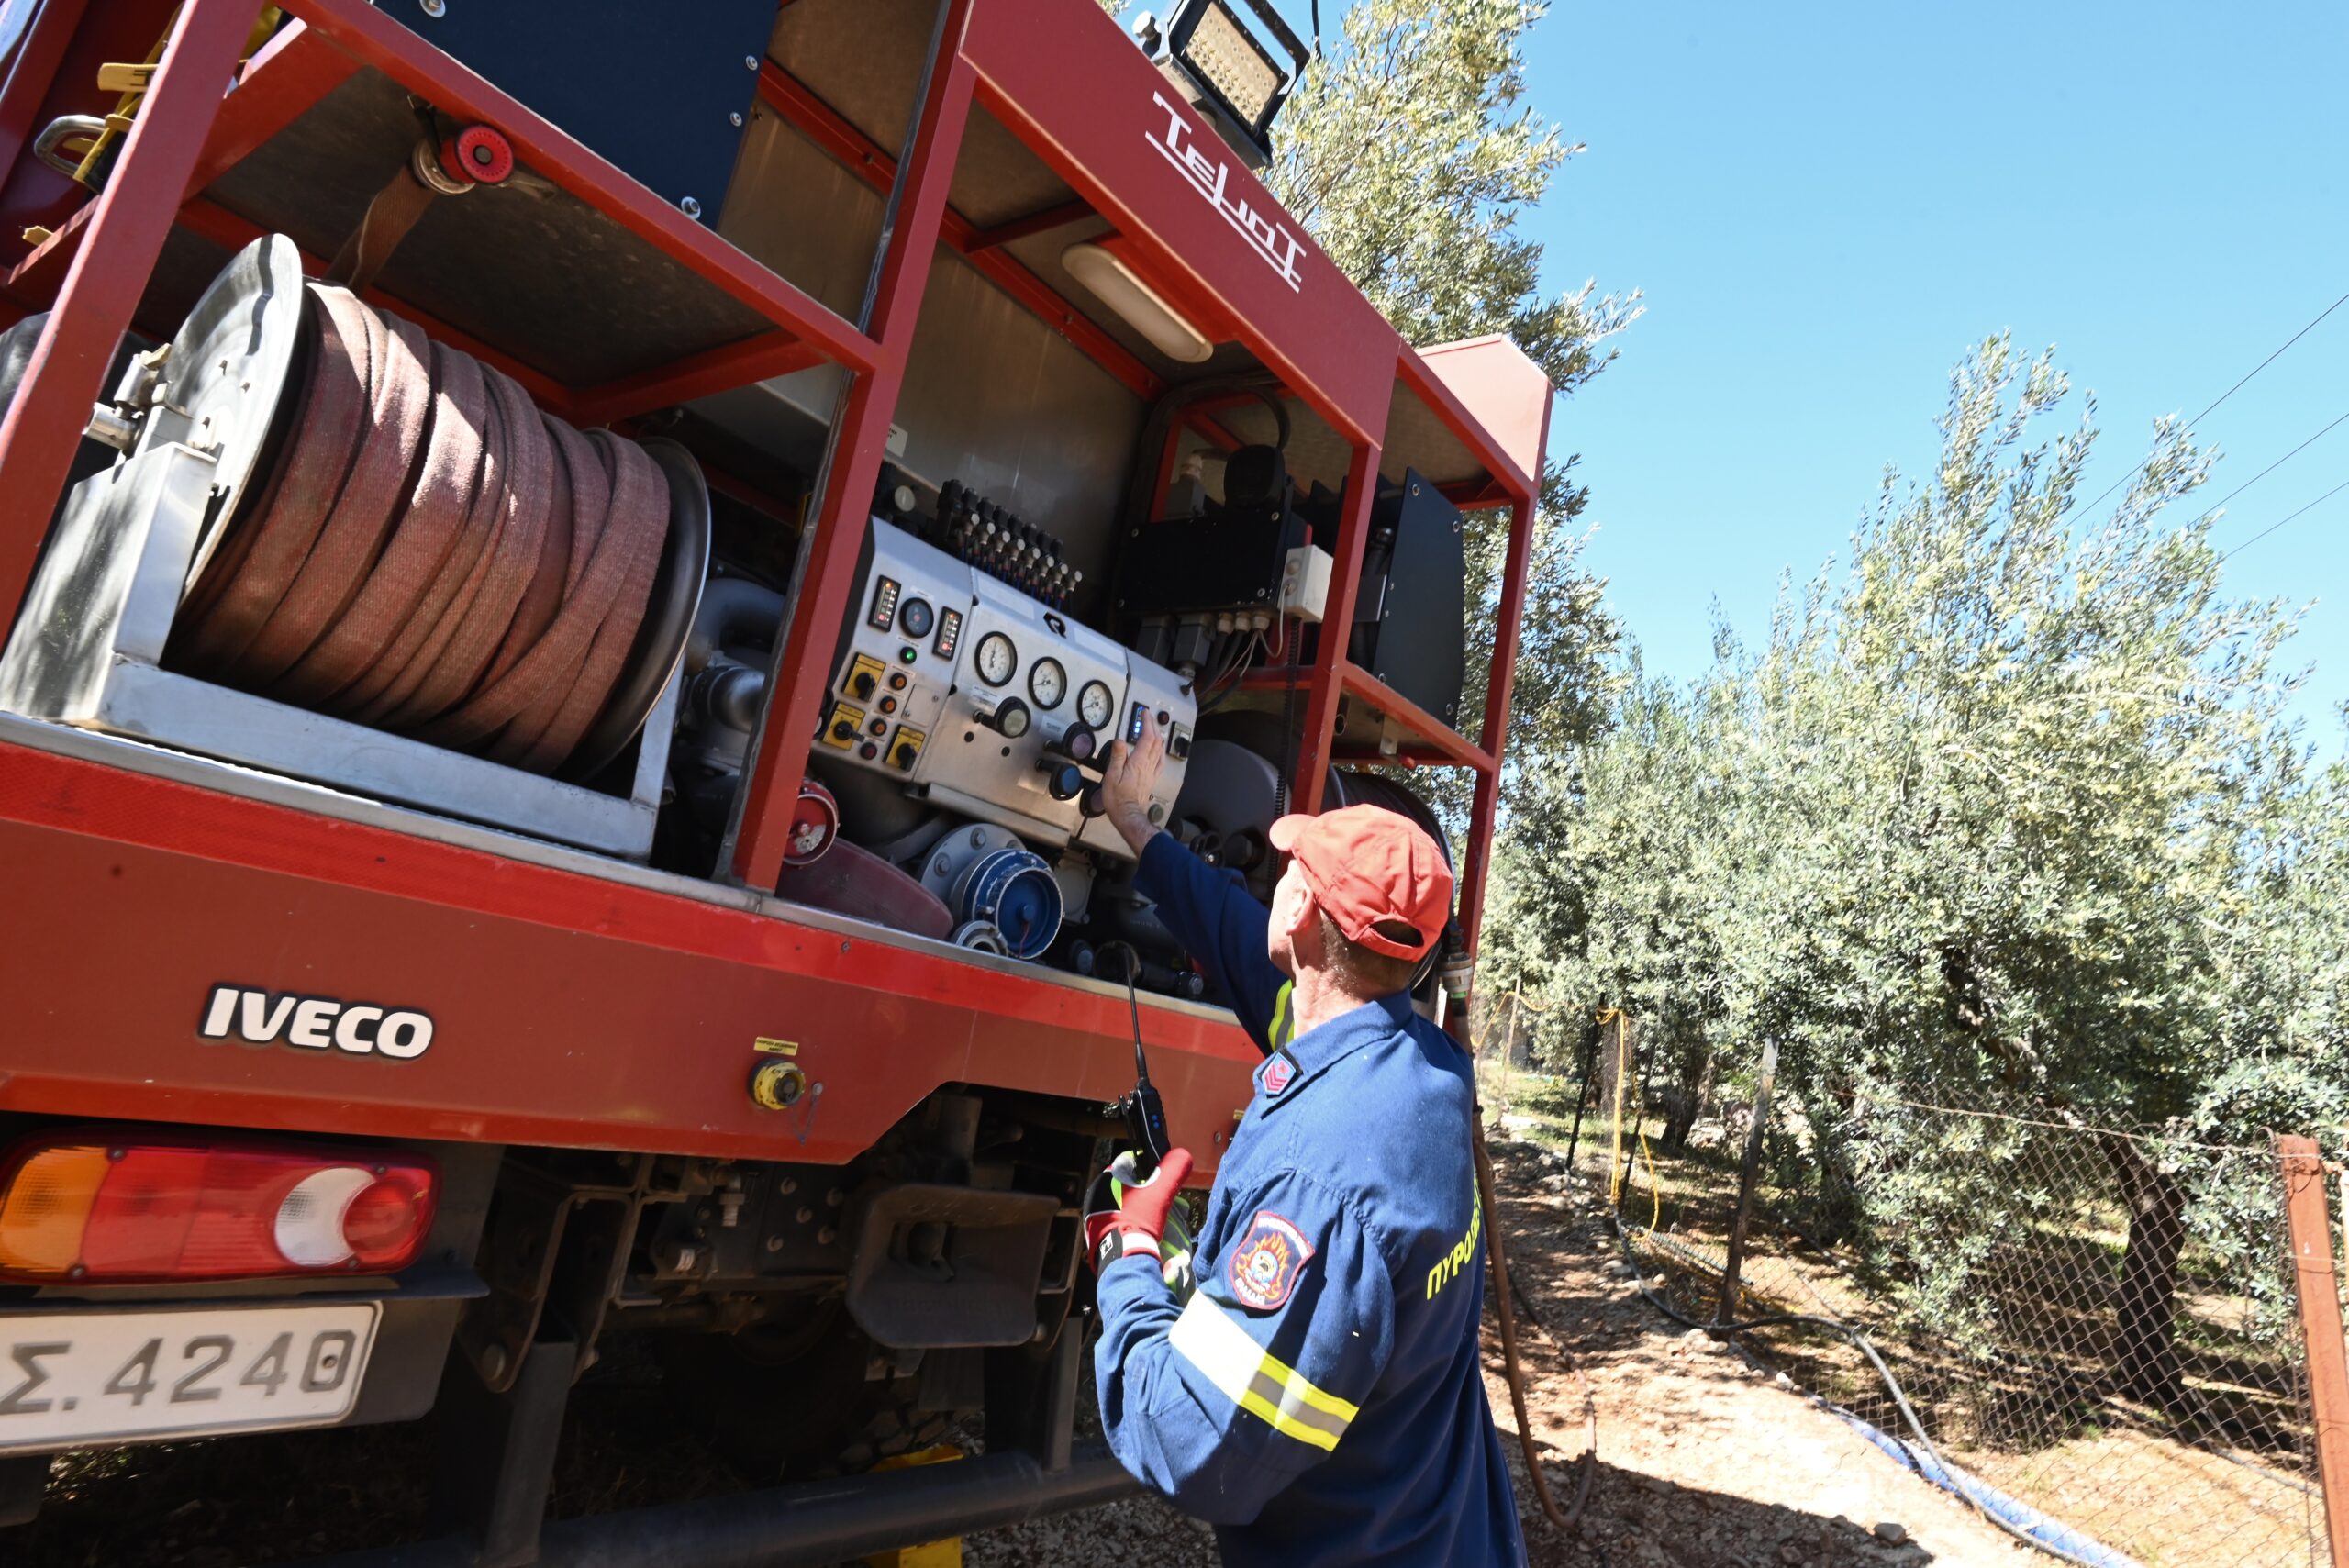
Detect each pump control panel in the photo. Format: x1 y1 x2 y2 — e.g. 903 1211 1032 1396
819 519 1192 858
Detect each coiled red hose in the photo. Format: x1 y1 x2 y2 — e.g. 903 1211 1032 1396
171 284 670 774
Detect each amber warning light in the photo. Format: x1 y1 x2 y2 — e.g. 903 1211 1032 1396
0 1135 436 1283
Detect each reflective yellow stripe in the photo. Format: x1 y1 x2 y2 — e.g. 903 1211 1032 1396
1168 1292 1357 1451
1269 981 1294 1048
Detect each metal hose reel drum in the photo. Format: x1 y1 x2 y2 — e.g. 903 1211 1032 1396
148 235 708 782
918 823 1064 961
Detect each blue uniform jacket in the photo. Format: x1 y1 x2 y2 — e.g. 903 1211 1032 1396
1094 833 1526 1567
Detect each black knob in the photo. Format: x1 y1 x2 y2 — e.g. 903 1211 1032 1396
1168 730 1190 761
850 670 875 700
892 740 920 770
1039 760 1086 800
830 718 856 742
979 695 1031 740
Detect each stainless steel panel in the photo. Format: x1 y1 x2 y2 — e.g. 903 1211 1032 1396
822 519 1192 862
890 251 1148 604
716 102 885 325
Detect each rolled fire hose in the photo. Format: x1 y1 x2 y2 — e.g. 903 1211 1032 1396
170 284 670 774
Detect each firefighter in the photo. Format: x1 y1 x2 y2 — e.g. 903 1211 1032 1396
1083 715 1526 1567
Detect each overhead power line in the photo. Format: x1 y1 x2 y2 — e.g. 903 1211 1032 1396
2218 476 2349 563
2201 408 2349 516
2182 288 2349 429
2073 284 2349 521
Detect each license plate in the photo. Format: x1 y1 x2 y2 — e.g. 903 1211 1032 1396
0 1303 379 1452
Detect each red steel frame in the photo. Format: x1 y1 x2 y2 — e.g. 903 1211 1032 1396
0 0 1546 1166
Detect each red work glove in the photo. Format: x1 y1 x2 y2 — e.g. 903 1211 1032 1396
1084 1147 1195 1274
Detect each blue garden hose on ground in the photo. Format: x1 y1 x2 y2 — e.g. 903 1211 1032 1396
1608 1214 2143 1568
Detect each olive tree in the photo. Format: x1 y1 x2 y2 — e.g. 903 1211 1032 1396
1497 337 2349 1399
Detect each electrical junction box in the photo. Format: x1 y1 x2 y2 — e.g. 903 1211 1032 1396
1278 544 1331 623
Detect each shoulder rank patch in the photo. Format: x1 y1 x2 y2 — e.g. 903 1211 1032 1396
1228 1209 1315 1311
1259 1050 1297 1096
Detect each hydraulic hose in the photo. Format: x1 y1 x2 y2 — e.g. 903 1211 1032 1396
169 283 671 774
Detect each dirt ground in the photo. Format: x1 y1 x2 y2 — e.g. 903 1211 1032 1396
11 1141 2052 1568
965 1141 2044 1568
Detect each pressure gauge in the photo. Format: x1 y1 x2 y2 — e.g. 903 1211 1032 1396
1077 680 1115 730
974 632 1017 686
1029 657 1066 710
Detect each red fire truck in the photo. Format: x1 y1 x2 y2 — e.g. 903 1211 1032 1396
0 0 1547 1559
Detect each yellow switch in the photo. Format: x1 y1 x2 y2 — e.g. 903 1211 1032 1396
823 700 865 749
842 651 888 703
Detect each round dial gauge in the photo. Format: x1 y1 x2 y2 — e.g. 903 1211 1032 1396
1077 680 1115 730
897 596 935 639
1028 657 1066 710
974 632 1017 687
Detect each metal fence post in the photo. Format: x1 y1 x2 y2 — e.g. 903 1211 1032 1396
1715 1039 1778 1329
2277 1134 2349 1568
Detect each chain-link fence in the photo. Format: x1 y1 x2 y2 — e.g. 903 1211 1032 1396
1514 1045 2336 1568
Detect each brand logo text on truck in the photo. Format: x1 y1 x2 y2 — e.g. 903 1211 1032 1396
1148 92 1304 292
198 985 435 1060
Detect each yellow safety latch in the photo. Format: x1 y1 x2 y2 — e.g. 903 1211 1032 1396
863 1446 964 1567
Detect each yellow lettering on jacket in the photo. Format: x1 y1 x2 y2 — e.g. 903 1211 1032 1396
1423 1191 1483 1300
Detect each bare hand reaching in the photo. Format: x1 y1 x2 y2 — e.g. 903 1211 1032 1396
1099 712 1167 857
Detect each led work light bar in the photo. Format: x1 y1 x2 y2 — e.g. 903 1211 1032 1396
1135 0 1309 167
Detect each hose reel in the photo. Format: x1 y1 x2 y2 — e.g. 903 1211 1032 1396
0 234 706 859
136 236 707 780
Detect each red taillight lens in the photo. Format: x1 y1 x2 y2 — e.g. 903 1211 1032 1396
329 1170 431 1269
0 1135 436 1283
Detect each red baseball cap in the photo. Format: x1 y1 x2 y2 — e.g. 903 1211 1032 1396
1267 805 1453 962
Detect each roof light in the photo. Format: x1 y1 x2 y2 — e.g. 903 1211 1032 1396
1140 0 1308 166
1063 243 1215 365
0 1133 436 1284
1181 4 1284 128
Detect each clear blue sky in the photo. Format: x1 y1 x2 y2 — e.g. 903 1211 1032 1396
1500 0 2349 751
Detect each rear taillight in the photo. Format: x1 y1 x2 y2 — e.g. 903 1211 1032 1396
0 1134 436 1283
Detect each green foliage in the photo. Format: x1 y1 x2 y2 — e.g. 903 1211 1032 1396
1488 335 2348 1333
